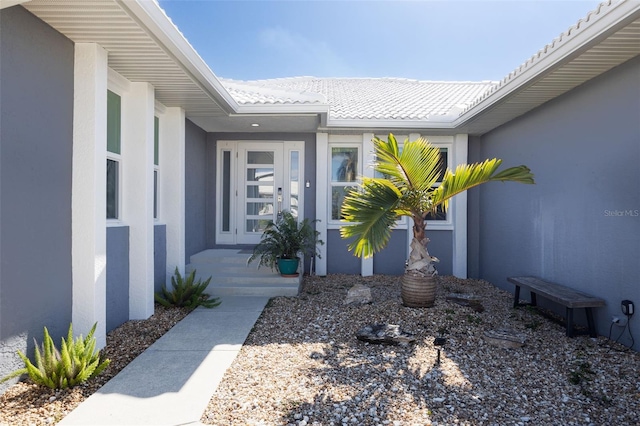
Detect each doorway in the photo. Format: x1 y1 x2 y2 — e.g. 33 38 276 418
216 141 304 245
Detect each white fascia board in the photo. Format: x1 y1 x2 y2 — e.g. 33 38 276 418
453 1 640 127
326 118 457 130
234 103 330 115
118 0 239 114
0 0 30 9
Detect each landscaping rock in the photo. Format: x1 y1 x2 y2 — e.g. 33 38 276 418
446 293 485 312
344 284 372 306
356 323 416 345
483 329 526 348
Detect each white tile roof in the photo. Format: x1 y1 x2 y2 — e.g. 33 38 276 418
221 77 497 122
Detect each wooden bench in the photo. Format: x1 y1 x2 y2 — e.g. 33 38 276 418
507 276 606 338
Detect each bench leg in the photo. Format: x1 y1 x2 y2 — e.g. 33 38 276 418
530 292 537 307
513 286 521 308
566 307 575 337
585 308 597 338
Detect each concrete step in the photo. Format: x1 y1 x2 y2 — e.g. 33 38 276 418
187 263 278 276
187 249 302 298
190 249 252 265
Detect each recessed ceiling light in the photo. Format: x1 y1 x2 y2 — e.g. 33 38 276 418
251 123 260 127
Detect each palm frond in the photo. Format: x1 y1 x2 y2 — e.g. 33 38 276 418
431 160 534 211
373 135 441 192
340 178 403 258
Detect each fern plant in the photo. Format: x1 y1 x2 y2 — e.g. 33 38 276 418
247 210 323 271
155 267 221 309
0 323 110 389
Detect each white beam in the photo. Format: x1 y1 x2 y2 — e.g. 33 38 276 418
122 82 156 319
452 134 468 278
72 43 108 347
315 133 328 276
161 107 186 280
361 133 374 277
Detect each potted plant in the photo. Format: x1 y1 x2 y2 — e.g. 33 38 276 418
248 210 324 277
340 134 534 307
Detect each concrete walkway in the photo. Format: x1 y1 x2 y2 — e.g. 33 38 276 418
59 296 269 426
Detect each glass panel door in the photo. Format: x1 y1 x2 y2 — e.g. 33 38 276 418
237 144 283 244
217 141 305 245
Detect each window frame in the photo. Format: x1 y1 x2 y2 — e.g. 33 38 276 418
328 143 362 228
106 89 122 223
153 115 159 221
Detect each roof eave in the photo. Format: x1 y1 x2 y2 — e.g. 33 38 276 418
453 0 640 134
120 0 239 115
327 118 457 130
235 103 330 115
0 0 30 9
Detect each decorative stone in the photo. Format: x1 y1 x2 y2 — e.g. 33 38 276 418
446 293 485 312
483 329 526 348
356 324 416 345
344 284 372 306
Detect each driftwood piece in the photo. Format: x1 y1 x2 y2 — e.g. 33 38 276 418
446 293 485 312
483 329 526 349
356 324 416 345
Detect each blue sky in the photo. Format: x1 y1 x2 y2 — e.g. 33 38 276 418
158 0 602 82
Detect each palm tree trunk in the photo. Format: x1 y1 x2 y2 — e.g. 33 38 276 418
406 213 438 276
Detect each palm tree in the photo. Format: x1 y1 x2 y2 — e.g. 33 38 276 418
340 134 534 307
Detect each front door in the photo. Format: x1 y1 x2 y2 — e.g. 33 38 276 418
216 141 304 245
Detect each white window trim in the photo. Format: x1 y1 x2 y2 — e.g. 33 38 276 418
106 154 123 225
215 141 237 245
327 142 363 229
106 81 124 225
153 115 160 222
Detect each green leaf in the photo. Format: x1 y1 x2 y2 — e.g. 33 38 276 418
154 267 221 309
0 322 110 390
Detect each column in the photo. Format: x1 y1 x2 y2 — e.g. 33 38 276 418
72 43 108 347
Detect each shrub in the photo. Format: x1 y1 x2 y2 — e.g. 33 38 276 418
0 323 110 389
155 267 221 309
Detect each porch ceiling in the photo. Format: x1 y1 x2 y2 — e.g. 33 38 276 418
457 2 640 135
23 0 240 124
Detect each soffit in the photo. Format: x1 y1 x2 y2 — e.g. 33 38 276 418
22 0 235 120
458 1 640 135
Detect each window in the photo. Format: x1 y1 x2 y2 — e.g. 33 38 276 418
153 116 159 219
330 146 359 221
425 148 448 221
106 90 121 220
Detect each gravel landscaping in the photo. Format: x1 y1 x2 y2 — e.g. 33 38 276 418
1 274 638 425
201 274 640 426
0 305 191 425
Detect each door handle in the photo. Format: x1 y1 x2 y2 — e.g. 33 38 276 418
277 187 283 216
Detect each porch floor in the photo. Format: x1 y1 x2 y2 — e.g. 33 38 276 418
186 249 303 297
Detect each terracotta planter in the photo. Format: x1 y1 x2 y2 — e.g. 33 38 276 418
401 272 437 307
277 257 300 277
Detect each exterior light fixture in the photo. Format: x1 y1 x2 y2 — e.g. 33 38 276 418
251 123 260 127
433 336 446 365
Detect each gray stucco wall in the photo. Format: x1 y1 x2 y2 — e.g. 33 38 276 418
106 227 129 332
327 230 360 274
185 119 208 264
373 230 407 275
469 55 640 350
154 224 167 293
424 230 453 276
0 6 74 390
